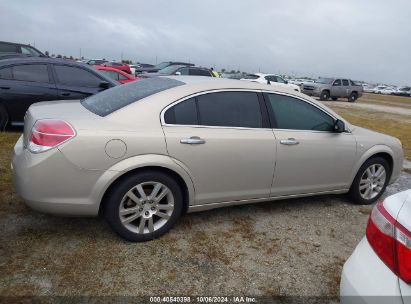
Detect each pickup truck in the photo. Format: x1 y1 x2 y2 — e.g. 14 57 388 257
301 78 363 102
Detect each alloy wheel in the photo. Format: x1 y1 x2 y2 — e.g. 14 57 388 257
359 164 386 200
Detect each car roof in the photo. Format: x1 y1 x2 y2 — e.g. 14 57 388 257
0 57 90 66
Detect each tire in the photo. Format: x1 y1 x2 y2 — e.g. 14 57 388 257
105 171 183 242
331 97 338 101
320 90 330 101
0 104 8 131
348 92 358 102
348 157 390 205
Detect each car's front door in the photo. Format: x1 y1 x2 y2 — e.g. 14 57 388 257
162 91 276 205
53 64 107 99
264 92 357 196
330 79 343 97
341 79 351 97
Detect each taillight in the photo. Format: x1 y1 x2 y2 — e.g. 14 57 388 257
366 201 411 283
28 119 75 153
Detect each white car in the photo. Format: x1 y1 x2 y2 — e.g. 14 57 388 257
380 87 396 95
240 73 301 92
372 85 388 94
340 190 411 304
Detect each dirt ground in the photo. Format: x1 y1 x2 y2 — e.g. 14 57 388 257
1 93 410 300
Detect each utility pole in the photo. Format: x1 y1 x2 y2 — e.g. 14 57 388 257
79 48 82 59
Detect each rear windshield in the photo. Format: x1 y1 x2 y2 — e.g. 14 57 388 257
81 77 184 116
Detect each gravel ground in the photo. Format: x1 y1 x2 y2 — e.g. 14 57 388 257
1 171 410 299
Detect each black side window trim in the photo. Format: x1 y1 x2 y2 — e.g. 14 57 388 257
164 91 270 129
262 92 336 131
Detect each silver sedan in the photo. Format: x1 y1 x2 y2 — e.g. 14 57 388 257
12 76 404 241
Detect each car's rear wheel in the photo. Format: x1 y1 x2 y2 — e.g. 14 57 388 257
320 90 330 101
331 97 338 101
348 92 358 102
349 157 390 205
105 171 183 242
0 104 8 131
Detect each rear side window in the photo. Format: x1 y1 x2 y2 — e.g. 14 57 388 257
164 98 197 125
197 92 262 128
0 43 17 53
189 68 211 76
13 64 49 83
267 93 335 131
0 67 13 79
55 65 102 87
82 77 184 116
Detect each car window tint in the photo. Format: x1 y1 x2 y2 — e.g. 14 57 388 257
342 79 349 86
333 79 341 86
20 46 41 56
118 73 128 80
267 93 334 131
0 43 17 53
276 76 286 83
13 64 49 82
100 70 119 80
55 65 102 87
197 92 262 128
178 67 189 75
82 77 184 116
189 68 211 76
164 98 197 125
0 67 13 79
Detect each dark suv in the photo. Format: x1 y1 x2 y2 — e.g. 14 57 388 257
0 41 46 58
0 58 117 129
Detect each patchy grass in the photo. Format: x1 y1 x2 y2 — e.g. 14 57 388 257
0 132 20 193
328 107 411 160
358 93 411 110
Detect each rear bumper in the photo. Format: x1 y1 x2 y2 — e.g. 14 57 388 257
12 136 113 216
340 238 403 304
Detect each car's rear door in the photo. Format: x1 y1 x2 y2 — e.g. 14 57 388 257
52 64 108 99
342 79 351 97
264 92 357 196
0 63 57 123
162 90 276 205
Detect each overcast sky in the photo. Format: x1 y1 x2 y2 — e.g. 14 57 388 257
1 0 410 85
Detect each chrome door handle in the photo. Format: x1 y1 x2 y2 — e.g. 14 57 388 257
280 138 299 145
180 136 206 145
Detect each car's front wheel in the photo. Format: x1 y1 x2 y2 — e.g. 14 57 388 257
349 157 390 205
105 171 183 242
320 90 330 101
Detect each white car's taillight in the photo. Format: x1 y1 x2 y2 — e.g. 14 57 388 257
366 201 411 283
28 119 75 153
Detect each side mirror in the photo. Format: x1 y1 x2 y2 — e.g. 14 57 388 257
267 80 271 85
334 119 345 133
284 80 288 84
175 71 181 75
99 81 110 89
333 82 339 86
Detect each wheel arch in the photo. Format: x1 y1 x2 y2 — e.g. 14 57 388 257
97 155 195 216
349 145 395 186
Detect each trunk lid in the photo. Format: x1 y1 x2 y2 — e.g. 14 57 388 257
23 99 100 147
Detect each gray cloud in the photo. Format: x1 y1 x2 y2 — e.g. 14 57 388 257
0 0 410 85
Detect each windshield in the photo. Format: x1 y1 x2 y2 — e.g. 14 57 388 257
158 65 182 74
81 77 184 116
315 78 333 84
154 62 170 70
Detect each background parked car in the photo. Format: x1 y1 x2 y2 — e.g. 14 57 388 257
101 62 131 74
129 63 154 75
394 86 411 97
94 66 139 84
301 78 363 102
372 85 388 94
135 61 194 74
86 59 108 66
140 65 214 78
0 41 46 57
240 73 301 92
0 57 117 129
340 190 411 304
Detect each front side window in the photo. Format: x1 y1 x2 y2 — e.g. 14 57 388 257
20 46 42 56
164 98 197 125
342 79 349 86
333 79 342 86
99 70 119 81
13 64 49 83
275 76 286 84
197 92 262 128
55 65 102 87
267 93 335 131
189 68 211 76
